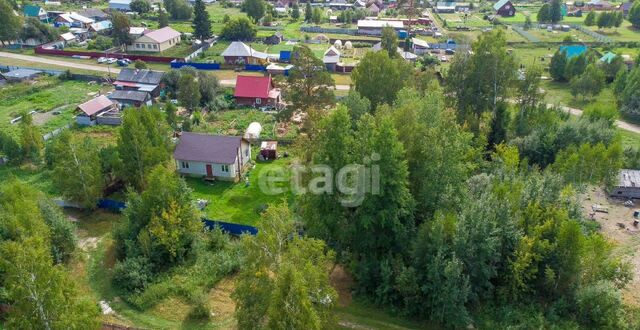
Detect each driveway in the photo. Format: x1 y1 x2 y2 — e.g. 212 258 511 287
0 51 121 74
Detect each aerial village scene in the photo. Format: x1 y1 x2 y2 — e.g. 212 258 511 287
2 0 640 328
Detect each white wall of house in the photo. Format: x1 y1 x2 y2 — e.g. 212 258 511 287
175 159 237 179
127 35 181 53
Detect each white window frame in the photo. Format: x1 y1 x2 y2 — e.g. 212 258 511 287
255 98 261 105
221 164 229 172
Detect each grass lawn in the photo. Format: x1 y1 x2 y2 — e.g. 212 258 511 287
526 27 596 42
0 164 57 196
620 129 640 149
335 301 436 330
187 156 295 226
586 21 640 42
0 77 108 138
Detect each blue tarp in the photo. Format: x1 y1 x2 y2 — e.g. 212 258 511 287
170 61 221 70
279 50 291 62
559 45 588 59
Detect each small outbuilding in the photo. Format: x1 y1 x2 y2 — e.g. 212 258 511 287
493 0 516 17
260 141 278 160
610 169 640 199
76 95 118 126
108 90 152 108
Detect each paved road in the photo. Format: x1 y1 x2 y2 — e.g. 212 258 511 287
0 51 121 74
556 104 640 134
0 51 352 90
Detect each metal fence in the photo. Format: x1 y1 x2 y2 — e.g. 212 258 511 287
572 24 614 43
300 26 357 35
92 199 259 236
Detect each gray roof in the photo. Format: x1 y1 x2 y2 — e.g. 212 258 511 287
115 68 163 85
78 8 108 19
174 133 244 164
618 169 640 188
108 90 149 102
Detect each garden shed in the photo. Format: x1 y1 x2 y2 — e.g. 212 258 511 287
260 141 278 160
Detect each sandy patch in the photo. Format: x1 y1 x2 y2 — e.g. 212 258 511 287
584 188 640 305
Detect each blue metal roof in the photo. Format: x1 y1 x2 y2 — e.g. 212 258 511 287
559 45 588 59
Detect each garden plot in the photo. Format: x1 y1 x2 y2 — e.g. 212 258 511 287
0 77 107 138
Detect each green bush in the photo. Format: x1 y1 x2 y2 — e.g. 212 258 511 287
112 257 153 294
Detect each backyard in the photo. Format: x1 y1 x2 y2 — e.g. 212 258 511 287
0 76 109 138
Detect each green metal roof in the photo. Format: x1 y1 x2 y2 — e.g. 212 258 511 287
600 51 617 63
23 5 43 17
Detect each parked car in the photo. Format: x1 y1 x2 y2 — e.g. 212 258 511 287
445 49 455 55
440 56 448 62
97 57 107 63
117 59 130 67
106 58 117 64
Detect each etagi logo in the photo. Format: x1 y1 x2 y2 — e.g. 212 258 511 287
258 153 381 207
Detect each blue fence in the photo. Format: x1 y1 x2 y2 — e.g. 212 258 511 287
170 61 221 70
244 64 266 71
96 199 258 236
202 219 259 236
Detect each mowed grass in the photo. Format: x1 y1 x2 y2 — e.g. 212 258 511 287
0 77 107 138
187 156 295 226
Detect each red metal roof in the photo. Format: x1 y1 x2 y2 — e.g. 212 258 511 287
77 95 114 116
234 75 273 99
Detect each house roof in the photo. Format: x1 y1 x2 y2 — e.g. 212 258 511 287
234 75 274 99
372 42 417 60
89 20 112 31
493 0 511 10
129 26 150 35
110 0 132 5
174 133 244 164
142 26 181 43
221 41 268 59
60 32 76 41
115 68 163 85
77 95 114 116
323 46 341 64
78 8 108 19
357 20 404 28
559 45 587 58
58 13 94 24
617 169 640 188
23 5 44 17
600 51 617 63
412 37 429 48
108 90 149 102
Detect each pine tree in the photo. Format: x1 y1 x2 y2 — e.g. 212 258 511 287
305 2 312 22
291 3 300 20
549 50 567 81
158 10 169 28
192 0 212 40
584 11 596 26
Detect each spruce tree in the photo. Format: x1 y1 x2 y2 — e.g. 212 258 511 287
192 0 212 40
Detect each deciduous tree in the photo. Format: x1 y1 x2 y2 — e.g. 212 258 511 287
49 131 104 209
287 45 335 113
351 51 412 108
0 0 22 46
233 203 337 330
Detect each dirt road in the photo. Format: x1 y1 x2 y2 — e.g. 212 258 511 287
0 51 351 90
0 51 121 74
557 104 640 134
